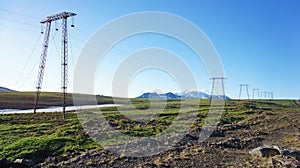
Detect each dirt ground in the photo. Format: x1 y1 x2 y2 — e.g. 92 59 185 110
37 108 300 167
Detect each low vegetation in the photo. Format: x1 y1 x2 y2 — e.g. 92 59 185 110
0 92 115 110
0 112 99 162
0 92 299 166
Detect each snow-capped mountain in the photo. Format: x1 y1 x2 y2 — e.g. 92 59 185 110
0 87 16 92
210 95 231 100
137 92 181 99
137 91 230 100
180 90 211 99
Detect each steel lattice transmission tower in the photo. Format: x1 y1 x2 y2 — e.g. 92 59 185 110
261 91 268 99
252 88 260 100
238 84 250 100
210 77 227 105
34 12 76 119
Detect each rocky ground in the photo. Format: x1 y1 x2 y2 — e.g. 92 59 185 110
1 103 300 168
35 110 299 167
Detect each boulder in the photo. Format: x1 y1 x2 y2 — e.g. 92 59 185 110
249 145 281 157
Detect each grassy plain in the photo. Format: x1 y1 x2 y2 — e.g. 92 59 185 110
0 92 299 166
0 92 114 110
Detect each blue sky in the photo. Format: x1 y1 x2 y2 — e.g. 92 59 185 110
0 0 299 99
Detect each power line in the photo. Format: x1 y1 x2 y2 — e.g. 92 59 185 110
19 59 39 89
14 27 63 90
0 8 40 20
0 22 39 33
74 27 162 67
68 31 76 71
50 31 61 59
0 16 38 27
15 35 42 87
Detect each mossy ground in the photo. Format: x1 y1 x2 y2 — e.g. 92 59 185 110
0 112 99 162
0 94 299 166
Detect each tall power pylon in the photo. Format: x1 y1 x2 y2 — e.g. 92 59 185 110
34 12 76 120
238 84 250 100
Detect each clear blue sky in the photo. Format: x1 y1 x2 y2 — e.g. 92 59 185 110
0 0 299 99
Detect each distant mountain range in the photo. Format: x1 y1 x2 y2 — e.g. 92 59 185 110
0 86 230 100
0 87 16 92
137 91 230 100
137 92 181 99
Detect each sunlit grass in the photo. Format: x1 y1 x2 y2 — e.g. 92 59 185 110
0 95 298 161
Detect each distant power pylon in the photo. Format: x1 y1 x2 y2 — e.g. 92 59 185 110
33 12 76 120
268 92 274 99
252 88 260 100
238 84 250 100
210 77 227 105
261 91 268 99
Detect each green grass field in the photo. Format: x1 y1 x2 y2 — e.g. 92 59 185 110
0 92 115 110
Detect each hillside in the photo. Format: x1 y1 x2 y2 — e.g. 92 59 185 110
0 92 115 110
0 87 16 92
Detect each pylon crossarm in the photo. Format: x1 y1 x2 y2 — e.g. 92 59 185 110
40 12 76 24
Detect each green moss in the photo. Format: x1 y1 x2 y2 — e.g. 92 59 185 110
0 136 74 160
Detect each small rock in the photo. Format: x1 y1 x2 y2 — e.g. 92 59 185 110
46 156 58 163
69 156 80 163
271 157 277 165
215 137 244 149
36 130 44 135
90 151 100 157
185 134 198 141
14 159 34 167
283 160 293 167
268 147 300 168
274 158 300 168
282 148 300 160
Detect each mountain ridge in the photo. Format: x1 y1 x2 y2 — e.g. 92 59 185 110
137 92 181 99
0 86 16 92
137 91 230 100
